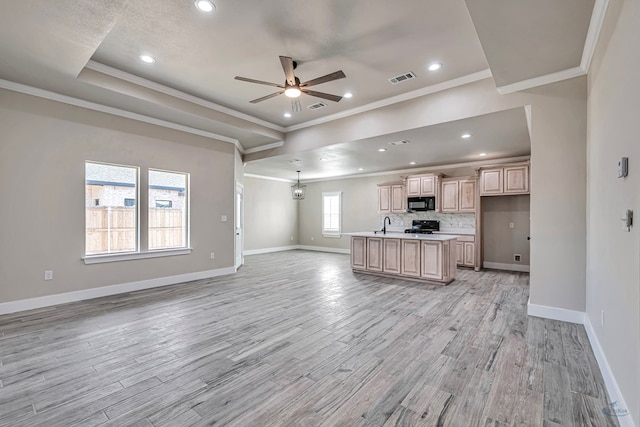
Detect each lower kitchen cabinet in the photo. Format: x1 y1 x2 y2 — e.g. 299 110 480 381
382 238 401 274
366 237 383 271
351 236 367 270
456 241 475 267
400 239 421 277
421 241 443 280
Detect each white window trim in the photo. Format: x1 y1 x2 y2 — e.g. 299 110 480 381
322 191 342 238
82 248 193 264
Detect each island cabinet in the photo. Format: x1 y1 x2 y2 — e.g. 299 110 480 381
480 164 529 196
350 236 367 270
406 174 436 197
378 183 405 213
441 178 476 213
346 233 457 284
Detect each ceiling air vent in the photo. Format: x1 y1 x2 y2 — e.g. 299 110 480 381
307 102 327 110
288 159 302 164
389 140 410 146
388 72 416 84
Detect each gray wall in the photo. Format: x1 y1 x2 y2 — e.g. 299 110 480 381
482 195 530 266
0 89 235 304
587 0 639 422
243 177 298 251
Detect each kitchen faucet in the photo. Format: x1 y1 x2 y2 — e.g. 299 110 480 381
383 216 391 234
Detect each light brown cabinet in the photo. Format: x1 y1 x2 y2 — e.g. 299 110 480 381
420 239 456 282
382 238 401 274
480 164 529 196
400 239 421 277
441 179 476 213
351 236 367 270
406 174 435 197
366 238 383 271
378 184 405 213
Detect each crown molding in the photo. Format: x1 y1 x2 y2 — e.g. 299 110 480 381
580 0 610 72
85 61 286 133
497 0 609 95
242 140 285 154
284 69 493 132
0 79 243 151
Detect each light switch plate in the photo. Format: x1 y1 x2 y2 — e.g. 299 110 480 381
617 157 628 178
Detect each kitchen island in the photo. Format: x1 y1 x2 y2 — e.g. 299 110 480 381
345 232 458 284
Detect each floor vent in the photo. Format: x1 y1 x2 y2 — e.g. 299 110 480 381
389 139 410 146
388 72 416 84
307 102 327 110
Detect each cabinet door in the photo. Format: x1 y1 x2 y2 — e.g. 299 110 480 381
383 238 401 274
480 169 503 195
390 185 405 213
400 239 421 277
421 241 442 280
458 180 476 212
441 181 459 212
456 242 464 265
420 176 435 196
406 177 421 197
504 166 529 194
378 186 390 213
463 242 475 267
367 238 383 271
351 237 367 270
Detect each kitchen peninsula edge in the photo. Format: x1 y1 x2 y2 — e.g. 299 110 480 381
344 232 457 285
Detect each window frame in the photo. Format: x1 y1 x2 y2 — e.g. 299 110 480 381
322 191 342 238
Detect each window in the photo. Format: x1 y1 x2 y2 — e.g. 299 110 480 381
149 169 188 250
85 162 138 255
322 191 341 237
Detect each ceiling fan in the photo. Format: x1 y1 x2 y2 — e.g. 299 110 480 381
235 56 346 112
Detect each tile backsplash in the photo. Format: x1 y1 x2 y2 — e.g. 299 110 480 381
380 212 475 230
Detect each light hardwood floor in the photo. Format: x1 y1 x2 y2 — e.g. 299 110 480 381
0 251 618 426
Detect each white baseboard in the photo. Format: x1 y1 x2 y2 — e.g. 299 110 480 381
243 245 299 255
483 262 530 272
527 299 586 324
297 245 350 254
0 266 235 316
244 245 350 255
583 316 636 427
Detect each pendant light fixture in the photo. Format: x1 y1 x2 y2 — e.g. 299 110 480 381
291 170 306 200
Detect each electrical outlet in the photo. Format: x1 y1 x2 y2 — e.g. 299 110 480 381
44 270 53 281
310 236 314 241
514 254 521 262
210 252 215 260
221 215 228 222
601 310 605 326
509 222 515 229
290 236 294 241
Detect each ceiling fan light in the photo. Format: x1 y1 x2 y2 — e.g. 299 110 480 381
284 87 301 98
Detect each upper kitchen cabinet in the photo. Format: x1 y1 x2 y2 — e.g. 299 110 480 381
480 163 529 196
406 174 437 197
378 183 405 213
441 178 476 213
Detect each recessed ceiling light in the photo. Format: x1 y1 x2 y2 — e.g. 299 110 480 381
195 0 215 13
428 62 442 71
320 158 328 161
344 92 353 98
378 148 387 152
139 54 155 64
461 133 472 139
409 161 416 165
283 112 292 118
479 152 487 157
358 168 364 171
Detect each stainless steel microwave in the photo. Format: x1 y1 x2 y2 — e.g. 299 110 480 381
407 196 435 211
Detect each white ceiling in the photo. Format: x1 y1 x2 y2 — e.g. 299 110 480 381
0 0 599 179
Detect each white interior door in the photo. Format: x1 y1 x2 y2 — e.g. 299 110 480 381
235 183 244 269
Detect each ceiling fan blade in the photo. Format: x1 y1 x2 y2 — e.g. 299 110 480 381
279 56 296 86
301 89 342 102
235 76 284 88
300 70 346 88
250 91 284 103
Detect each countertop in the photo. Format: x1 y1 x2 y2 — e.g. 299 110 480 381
343 231 458 241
